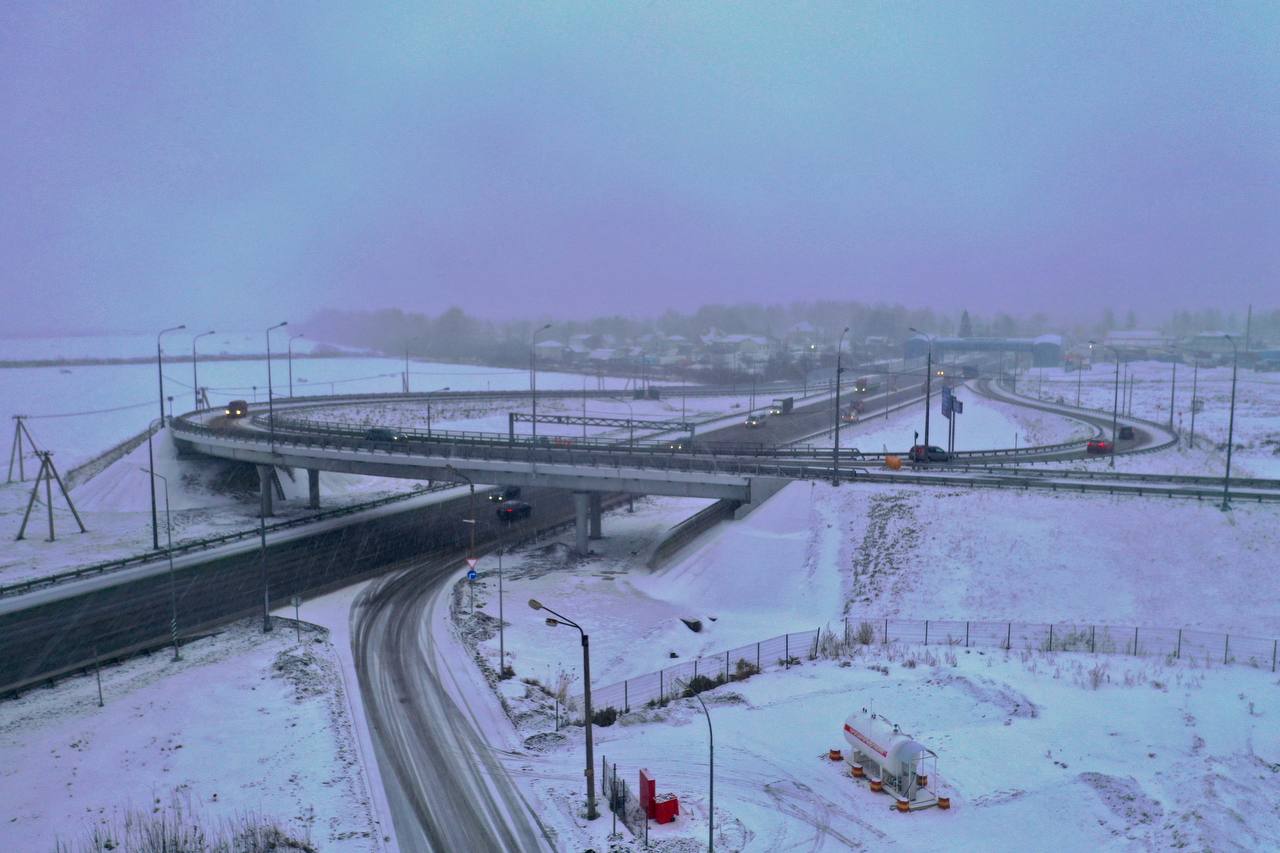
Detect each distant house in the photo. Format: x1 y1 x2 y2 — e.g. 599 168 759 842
533 339 567 363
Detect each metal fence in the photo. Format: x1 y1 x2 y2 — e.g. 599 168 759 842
587 617 1279 714
602 756 649 844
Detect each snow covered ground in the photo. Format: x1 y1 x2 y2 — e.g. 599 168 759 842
453 479 1280 849
0 332 640 472
819 382 1092 456
1024 361 1280 477
0 616 390 852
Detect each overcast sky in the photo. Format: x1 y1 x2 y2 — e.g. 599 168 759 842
3 2 1276 334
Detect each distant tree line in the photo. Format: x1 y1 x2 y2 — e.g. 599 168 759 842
303 301 1276 365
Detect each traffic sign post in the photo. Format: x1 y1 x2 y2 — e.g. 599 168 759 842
291 595 302 643
467 563 478 613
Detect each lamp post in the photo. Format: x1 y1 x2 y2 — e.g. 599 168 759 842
156 324 186 426
677 679 715 851
192 330 215 411
1104 344 1121 468
1221 335 1239 511
1077 341 1093 408
909 328 935 449
265 321 288 449
288 333 305 398
150 325 185 551
832 326 849 485
1189 357 1200 447
529 598 598 820
1168 350 1178 431
530 323 553 439
140 467 182 661
446 465 477 560
426 386 450 437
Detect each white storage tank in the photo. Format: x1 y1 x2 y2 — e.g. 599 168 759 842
841 707 944 810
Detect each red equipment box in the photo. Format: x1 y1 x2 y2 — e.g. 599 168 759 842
652 793 680 824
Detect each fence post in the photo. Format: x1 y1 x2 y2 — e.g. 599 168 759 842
659 669 664 703
1005 622 1011 651
1133 626 1139 656
1048 624 1053 652
725 650 729 681
694 659 698 680
965 622 969 648
924 620 929 646
844 616 849 645
1090 625 1095 654
785 634 790 668
1272 639 1277 673
1176 630 1181 660
624 680 629 713
757 642 761 673
884 619 889 644
1224 634 1229 665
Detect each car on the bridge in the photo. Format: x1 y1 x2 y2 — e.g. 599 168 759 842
1118 426 1135 440
224 400 249 418
489 485 521 503
496 500 532 521
1086 438 1113 454
909 445 950 463
841 407 860 423
364 427 407 443
744 414 765 429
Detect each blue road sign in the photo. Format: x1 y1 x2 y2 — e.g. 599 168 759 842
467 569 478 581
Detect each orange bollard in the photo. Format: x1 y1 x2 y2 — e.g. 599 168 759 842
851 764 865 778
896 799 911 813
938 796 951 810
829 749 843 761
869 779 883 793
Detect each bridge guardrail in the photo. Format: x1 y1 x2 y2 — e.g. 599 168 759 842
0 482 454 600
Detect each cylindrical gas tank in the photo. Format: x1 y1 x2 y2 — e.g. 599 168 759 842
843 711 926 774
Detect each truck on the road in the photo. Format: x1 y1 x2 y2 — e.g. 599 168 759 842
768 397 794 416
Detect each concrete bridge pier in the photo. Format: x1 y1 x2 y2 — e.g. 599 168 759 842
589 493 603 540
574 492 590 555
257 465 275 517
307 469 321 509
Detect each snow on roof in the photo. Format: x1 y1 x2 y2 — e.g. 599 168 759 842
533 339 564 349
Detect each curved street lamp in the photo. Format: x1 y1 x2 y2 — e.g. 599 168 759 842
156 324 186 426
832 326 849 485
265 321 288 448
288 333 305 398
151 325 185 550
1221 334 1239 511
908 328 935 449
191 330 216 411
529 598 598 819
530 323 553 439
140 466 182 661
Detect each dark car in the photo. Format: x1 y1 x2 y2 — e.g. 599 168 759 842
744 414 765 429
224 400 249 418
1086 438 1113 454
908 445 950 463
489 485 522 503
364 427 407 442
1118 426 1135 440
496 500 532 521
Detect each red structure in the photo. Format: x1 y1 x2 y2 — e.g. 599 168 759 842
639 769 655 817
639 768 680 824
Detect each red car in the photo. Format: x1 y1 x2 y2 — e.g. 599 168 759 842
1086 438 1113 454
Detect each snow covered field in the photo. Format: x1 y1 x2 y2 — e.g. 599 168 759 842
0 333 636 472
1025 361 1280 477
454 479 1280 849
821 382 1092 456
0 616 390 852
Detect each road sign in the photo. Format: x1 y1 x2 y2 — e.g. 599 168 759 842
290 595 302 607
465 557 478 569
954 400 963 414
467 569 478 581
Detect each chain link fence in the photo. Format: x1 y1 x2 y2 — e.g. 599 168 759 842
586 618 1279 715
602 756 649 844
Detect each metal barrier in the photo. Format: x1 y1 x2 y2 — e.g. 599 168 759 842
586 616 1279 715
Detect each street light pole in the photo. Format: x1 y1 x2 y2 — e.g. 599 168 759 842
141 467 181 661
679 681 715 851
151 325 185 550
1221 335 1239 511
530 324 552 440
426 386 450 437
1168 354 1178 431
266 321 288 449
910 328 935 449
1189 358 1200 447
832 326 849 485
529 598 598 820
192 330 215 410
288 333 305 398
1106 345 1121 468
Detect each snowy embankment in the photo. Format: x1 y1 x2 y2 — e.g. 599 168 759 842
1027 361 1280 477
0 617 390 852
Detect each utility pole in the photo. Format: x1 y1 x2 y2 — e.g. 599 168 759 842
531 324 552 440
832 326 849 485
1222 335 1239 511
1189 358 1199 447
192 330 215 411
